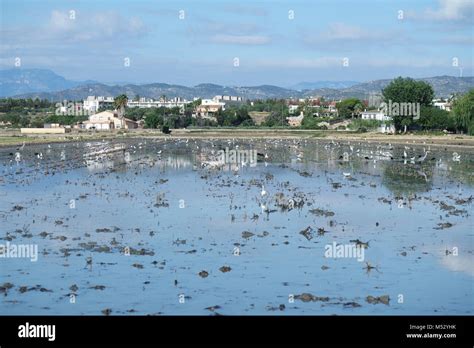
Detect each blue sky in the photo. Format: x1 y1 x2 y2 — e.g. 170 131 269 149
1 0 473 86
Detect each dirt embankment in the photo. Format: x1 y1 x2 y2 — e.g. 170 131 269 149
1 128 473 149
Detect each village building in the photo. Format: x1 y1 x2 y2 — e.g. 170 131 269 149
194 98 226 118
286 112 304 127
127 96 188 109
361 110 392 121
81 110 138 130
83 96 115 113
213 95 242 102
433 99 452 111
288 104 299 114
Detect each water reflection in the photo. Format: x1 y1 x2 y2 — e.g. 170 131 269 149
0 138 472 315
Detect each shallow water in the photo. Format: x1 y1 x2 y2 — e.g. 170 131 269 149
0 138 473 315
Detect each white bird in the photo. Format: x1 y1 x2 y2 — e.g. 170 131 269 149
453 152 461 162
403 150 407 158
343 172 351 178
261 185 267 197
418 150 429 162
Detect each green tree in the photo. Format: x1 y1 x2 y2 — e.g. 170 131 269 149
452 89 474 134
144 112 161 129
336 98 363 119
114 94 128 128
419 106 455 131
382 77 434 132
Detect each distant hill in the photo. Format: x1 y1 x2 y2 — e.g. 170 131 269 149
2 69 472 101
0 68 96 97
290 81 360 91
304 76 474 99
9 81 301 101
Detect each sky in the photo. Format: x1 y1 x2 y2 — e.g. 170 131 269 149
0 0 473 86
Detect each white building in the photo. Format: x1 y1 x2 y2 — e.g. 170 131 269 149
195 98 226 118
213 95 242 102
378 124 396 134
361 110 392 121
288 104 299 114
286 112 304 127
81 110 138 130
83 96 115 113
127 97 188 110
433 99 452 111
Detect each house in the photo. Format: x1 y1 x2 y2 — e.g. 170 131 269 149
378 124 395 134
213 95 242 102
195 99 225 117
288 104 299 114
327 101 338 113
286 112 304 127
361 110 391 121
433 99 452 112
44 123 61 128
81 110 138 130
127 97 188 109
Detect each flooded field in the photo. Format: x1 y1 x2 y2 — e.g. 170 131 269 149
0 138 473 315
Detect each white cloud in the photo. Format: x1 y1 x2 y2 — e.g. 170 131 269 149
2 10 147 47
253 57 342 68
221 5 268 17
210 34 270 45
249 56 448 70
325 23 379 40
49 10 146 41
408 0 474 21
304 22 393 46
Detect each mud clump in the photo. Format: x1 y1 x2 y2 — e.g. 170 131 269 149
300 226 314 241
343 302 361 308
295 293 330 302
309 208 335 217
198 271 209 278
434 222 453 230
219 266 232 273
242 231 255 239
101 308 112 316
0 282 14 294
350 239 370 248
366 295 390 305
96 228 112 233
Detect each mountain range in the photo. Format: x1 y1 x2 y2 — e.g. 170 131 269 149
1 69 472 101
0 69 96 97
289 81 360 91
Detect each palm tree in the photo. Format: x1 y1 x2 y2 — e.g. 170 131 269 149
114 94 128 129
353 102 364 119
